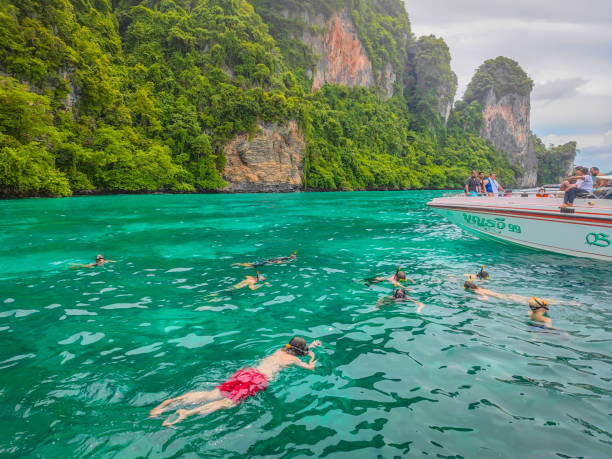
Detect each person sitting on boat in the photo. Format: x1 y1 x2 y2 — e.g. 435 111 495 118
589 166 608 187
528 297 554 329
150 337 322 426
71 254 116 268
483 172 505 196
233 251 297 268
560 166 593 208
234 271 268 290
364 267 415 286
464 170 482 196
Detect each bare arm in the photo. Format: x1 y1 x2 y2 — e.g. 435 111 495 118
294 353 316 370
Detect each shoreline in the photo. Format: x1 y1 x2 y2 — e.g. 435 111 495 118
0 187 462 200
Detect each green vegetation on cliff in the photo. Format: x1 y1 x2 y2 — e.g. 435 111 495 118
464 56 534 103
533 135 576 185
0 0 518 196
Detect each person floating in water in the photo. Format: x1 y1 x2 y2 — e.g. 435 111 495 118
528 297 555 329
464 266 489 280
150 337 322 426
71 254 116 268
233 271 268 290
364 267 414 287
463 278 574 306
233 251 297 268
374 287 425 313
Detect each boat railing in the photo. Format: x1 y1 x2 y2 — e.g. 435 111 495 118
440 186 612 200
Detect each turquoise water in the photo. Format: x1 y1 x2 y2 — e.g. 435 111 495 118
1 191 611 458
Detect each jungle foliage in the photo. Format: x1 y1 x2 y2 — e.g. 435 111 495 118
533 135 577 185
0 0 522 196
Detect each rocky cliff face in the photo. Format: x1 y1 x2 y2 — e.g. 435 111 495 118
479 88 537 187
464 57 537 187
222 121 305 192
306 10 377 95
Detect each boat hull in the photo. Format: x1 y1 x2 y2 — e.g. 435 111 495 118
428 197 612 261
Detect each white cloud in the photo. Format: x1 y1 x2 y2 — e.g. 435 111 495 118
405 0 612 169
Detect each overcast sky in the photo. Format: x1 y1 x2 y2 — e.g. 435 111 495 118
405 0 612 171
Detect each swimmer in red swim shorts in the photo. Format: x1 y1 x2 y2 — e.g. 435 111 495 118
150 337 322 426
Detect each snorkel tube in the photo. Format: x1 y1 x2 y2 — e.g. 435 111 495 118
464 276 478 290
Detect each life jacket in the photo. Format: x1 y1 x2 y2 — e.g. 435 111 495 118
486 177 499 194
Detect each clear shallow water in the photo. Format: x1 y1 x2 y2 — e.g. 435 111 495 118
1 191 611 458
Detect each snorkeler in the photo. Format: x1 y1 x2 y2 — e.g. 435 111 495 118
463 278 573 306
71 254 116 268
375 287 425 313
364 267 414 287
150 337 322 426
233 271 269 290
476 266 489 280
233 251 297 268
463 266 489 280
528 297 554 329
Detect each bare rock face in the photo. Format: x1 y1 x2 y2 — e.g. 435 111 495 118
222 121 305 192
308 10 376 94
480 88 537 187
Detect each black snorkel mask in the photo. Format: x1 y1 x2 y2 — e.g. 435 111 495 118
285 342 309 356
530 297 549 311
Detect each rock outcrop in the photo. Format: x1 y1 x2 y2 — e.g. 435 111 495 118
307 10 376 94
464 57 537 187
222 121 305 192
480 88 537 186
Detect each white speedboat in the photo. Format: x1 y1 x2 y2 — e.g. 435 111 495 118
427 192 612 261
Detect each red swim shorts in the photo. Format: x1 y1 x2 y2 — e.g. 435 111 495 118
216 368 269 403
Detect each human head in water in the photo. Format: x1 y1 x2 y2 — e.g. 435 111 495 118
529 297 549 311
476 265 489 279
394 267 406 282
284 337 309 356
96 254 104 263
393 288 407 299
256 271 265 282
464 277 478 290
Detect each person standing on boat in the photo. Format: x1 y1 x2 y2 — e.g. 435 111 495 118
560 166 593 208
464 170 481 196
483 173 505 196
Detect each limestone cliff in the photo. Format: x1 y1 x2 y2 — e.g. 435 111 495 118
260 2 410 100
412 35 457 123
222 121 305 192
307 10 377 94
464 57 537 187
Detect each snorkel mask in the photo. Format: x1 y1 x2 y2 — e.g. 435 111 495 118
529 296 549 311
256 271 265 282
96 254 104 262
284 337 309 356
395 267 406 282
